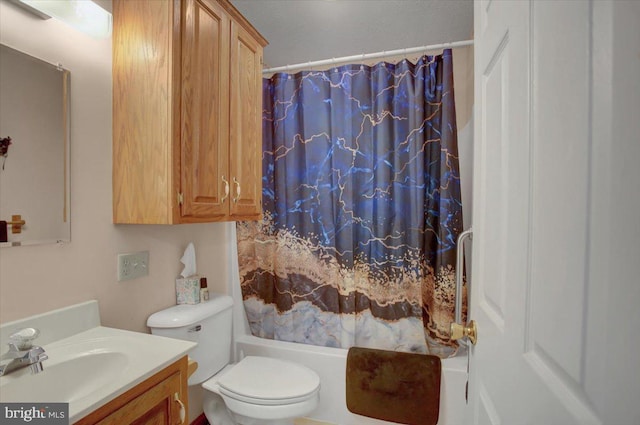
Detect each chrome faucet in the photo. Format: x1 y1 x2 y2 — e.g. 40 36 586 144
0 328 48 376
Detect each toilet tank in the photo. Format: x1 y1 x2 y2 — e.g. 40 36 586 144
147 293 233 385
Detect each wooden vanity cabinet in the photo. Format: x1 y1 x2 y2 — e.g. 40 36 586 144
113 0 267 224
75 357 188 425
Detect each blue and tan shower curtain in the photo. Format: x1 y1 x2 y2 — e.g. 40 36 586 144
237 49 464 357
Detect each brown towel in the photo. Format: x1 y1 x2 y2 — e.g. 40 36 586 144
0 221 7 243
346 347 441 425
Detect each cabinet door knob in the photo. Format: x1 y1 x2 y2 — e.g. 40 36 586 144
221 176 230 204
173 392 186 424
232 177 241 203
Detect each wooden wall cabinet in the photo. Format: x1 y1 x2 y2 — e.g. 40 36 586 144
113 0 267 224
76 357 188 425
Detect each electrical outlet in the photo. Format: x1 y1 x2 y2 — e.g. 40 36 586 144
117 251 149 281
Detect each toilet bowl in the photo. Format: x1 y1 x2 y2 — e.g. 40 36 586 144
203 356 320 425
147 294 320 425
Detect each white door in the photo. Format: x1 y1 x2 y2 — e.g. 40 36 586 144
468 0 640 424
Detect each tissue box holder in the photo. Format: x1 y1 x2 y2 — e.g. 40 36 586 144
176 276 200 305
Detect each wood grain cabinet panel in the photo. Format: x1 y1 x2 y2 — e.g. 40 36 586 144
113 0 267 224
76 357 188 425
229 21 263 218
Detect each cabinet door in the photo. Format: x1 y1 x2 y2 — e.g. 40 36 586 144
181 0 230 220
95 372 184 425
113 0 178 224
229 20 263 219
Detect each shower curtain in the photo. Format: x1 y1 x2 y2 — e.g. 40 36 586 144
236 49 464 357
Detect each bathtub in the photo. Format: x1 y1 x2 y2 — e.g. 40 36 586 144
227 224 467 425
234 334 468 425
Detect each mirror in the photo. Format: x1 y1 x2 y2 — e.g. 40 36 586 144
0 44 71 246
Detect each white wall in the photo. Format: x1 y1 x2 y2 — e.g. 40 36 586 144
231 0 473 70
0 1 231 333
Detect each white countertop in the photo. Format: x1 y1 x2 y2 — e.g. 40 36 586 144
0 325 196 423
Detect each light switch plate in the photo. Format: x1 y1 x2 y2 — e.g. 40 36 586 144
117 251 149 281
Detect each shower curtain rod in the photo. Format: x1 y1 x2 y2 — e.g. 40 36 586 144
262 39 474 74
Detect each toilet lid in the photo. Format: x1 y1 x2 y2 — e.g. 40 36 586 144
217 356 320 404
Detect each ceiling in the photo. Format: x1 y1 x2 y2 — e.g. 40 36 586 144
230 0 474 70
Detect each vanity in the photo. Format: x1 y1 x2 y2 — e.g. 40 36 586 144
74 354 188 425
0 301 196 424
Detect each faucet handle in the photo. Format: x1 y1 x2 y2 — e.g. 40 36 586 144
8 328 41 350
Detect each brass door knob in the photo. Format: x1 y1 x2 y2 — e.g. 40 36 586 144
450 320 478 345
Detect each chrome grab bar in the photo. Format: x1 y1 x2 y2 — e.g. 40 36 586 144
451 228 476 345
454 228 473 324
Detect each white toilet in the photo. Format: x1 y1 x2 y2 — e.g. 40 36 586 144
147 293 320 425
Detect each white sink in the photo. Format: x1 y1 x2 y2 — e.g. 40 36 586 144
1 349 127 403
0 326 196 422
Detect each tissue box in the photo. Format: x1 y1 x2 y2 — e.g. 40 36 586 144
176 276 200 305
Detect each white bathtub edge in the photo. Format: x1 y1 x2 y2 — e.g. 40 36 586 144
235 334 468 425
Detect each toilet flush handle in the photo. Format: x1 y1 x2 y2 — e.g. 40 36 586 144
174 392 186 424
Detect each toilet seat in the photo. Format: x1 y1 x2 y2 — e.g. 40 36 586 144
202 356 320 423
218 386 318 406
210 356 320 405
202 356 321 422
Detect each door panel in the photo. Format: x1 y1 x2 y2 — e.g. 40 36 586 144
477 384 500 425
470 0 598 424
113 0 174 224
229 21 263 218
471 2 529 419
478 33 509 333
181 0 230 219
96 372 182 425
527 0 590 386
470 1 640 424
